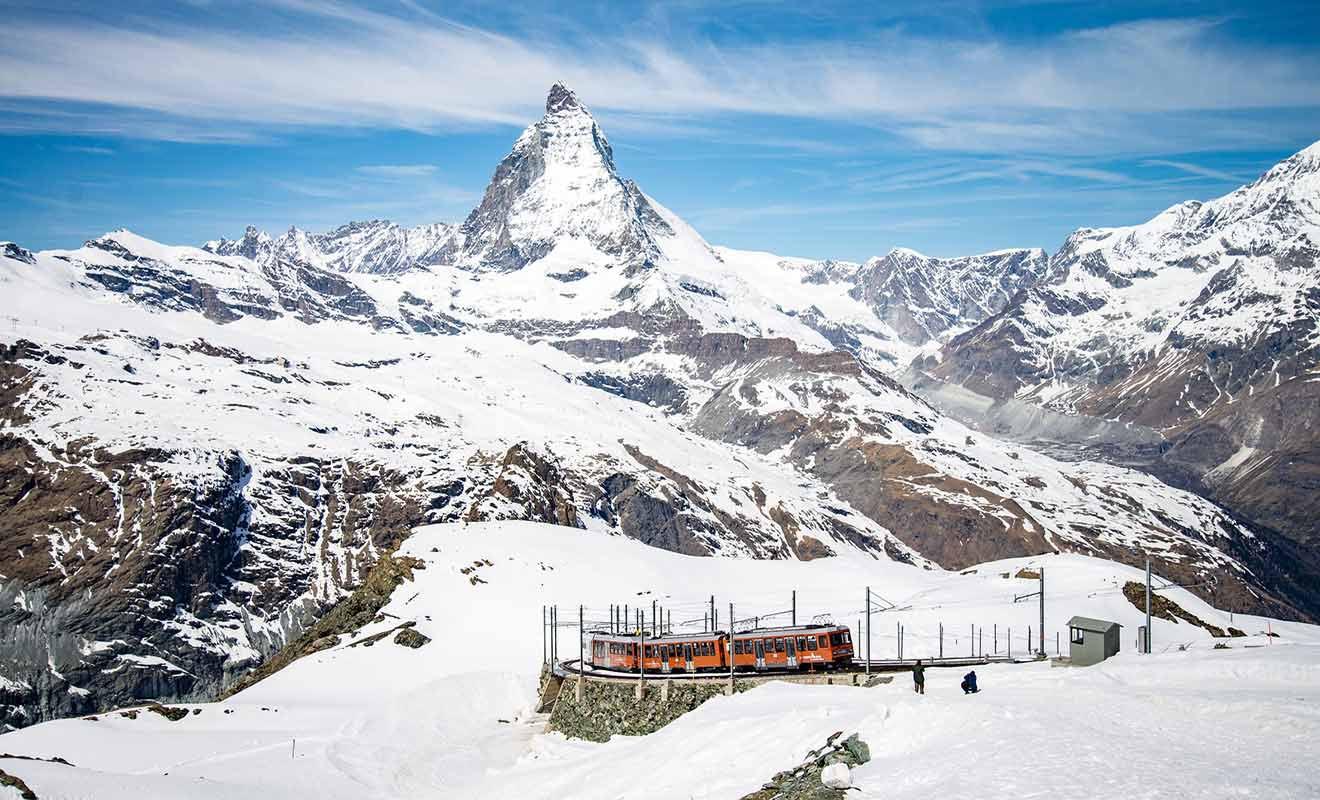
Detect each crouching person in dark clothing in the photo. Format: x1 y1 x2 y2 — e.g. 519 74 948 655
961 670 978 694
912 660 925 694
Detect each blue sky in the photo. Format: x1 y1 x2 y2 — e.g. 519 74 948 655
2 0 1319 260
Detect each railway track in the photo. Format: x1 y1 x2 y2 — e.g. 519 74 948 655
554 654 1024 681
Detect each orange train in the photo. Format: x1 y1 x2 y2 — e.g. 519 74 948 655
589 624 854 673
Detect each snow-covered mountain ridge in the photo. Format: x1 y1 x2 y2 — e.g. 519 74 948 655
918 138 1320 554
2 85 1318 734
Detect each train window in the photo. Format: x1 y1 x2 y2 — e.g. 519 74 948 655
735 640 743 655
797 636 807 651
775 638 785 653
843 631 852 644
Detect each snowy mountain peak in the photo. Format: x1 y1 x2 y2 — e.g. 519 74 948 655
205 225 275 262
452 84 672 271
545 81 584 115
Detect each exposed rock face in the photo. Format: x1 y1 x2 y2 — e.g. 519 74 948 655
205 220 459 276
1120 581 1245 638
222 551 427 699
466 443 581 528
0 426 449 731
850 247 1048 345
0 243 35 266
78 231 387 327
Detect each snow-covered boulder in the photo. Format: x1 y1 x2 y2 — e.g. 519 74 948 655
821 762 851 789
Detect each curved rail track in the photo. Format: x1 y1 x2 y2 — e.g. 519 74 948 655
553 654 1025 681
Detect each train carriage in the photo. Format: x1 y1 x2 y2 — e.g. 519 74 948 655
588 624 852 674
731 625 852 671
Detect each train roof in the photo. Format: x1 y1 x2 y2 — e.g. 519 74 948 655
589 623 847 643
590 631 723 643
733 624 847 637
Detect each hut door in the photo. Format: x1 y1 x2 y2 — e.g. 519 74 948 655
786 637 798 668
685 644 694 672
754 639 766 670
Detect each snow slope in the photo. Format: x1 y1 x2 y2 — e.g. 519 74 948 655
0 521 1315 799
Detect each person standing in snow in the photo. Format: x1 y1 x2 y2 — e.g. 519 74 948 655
961 670 978 694
912 659 925 694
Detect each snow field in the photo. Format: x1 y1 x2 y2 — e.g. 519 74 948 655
1 521 1316 799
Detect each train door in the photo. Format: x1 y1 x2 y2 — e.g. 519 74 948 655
786 637 798 669
684 644 694 672
754 639 766 670
661 644 671 674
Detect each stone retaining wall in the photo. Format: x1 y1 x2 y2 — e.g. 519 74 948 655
543 672 892 742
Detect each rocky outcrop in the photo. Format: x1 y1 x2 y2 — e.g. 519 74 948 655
1120 581 1247 638
221 551 426 698
740 731 872 800
465 443 581 527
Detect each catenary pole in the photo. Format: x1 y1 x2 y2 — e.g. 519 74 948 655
792 590 796 627
729 602 736 692
1039 567 1047 657
865 587 871 677
1145 559 1153 654
542 605 547 665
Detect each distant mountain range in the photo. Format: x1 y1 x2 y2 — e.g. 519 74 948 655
2 83 1318 730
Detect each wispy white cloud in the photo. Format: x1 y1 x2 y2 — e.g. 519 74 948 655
0 7 1316 153
59 144 115 155
1141 159 1248 183
355 164 440 178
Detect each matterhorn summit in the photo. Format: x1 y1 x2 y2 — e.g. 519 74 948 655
453 82 680 271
